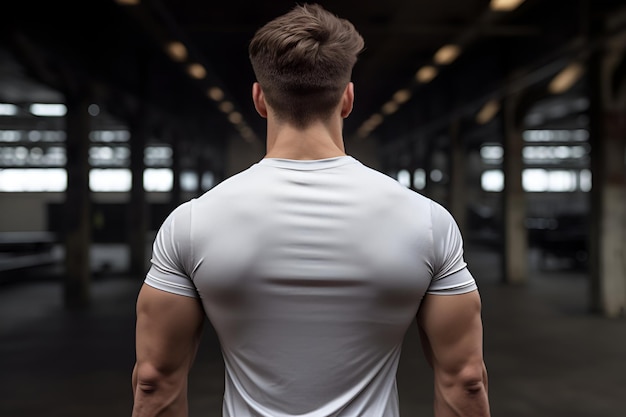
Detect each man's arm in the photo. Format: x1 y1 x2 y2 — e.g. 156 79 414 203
417 290 490 417
132 284 205 417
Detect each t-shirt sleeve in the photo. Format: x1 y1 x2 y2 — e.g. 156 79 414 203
427 201 478 295
144 201 199 298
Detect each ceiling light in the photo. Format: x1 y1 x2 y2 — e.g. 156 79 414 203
363 114 384 129
381 101 399 115
476 99 501 125
228 112 243 125
114 0 141 5
356 126 372 139
415 66 438 83
207 87 224 101
392 89 412 104
549 63 585 94
29 103 67 117
165 41 187 62
187 63 206 80
218 101 234 113
490 0 526 12
434 44 461 65
239 126 256 142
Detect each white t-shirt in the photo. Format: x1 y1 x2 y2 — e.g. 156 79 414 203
145 156 477 417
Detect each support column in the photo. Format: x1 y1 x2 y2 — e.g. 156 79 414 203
448 119 467 236
588 36 626 317
64 93 91 309
128 115 148 277
501 93 528 285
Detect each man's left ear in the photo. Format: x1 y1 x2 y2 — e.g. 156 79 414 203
252 82 268 118
341 82 354 118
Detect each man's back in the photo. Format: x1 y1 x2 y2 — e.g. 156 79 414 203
146 156 476 417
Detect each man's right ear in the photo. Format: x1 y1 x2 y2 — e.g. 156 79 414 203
252 82 268 118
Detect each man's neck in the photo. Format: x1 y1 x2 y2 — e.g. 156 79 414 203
264 119 346 160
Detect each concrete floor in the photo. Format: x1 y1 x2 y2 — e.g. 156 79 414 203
0 245 624 416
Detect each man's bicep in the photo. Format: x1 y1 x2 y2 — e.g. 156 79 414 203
417 290 484 375
135 284 205 376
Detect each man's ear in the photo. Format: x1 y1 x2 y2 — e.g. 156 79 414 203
252 82 268 118
341 82 354 118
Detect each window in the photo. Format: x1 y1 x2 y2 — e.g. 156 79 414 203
479 129 591 192
397 169 411 188
0 168 67 192
89 168 131 192
480 169 585 192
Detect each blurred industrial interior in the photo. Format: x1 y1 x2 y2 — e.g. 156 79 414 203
0 0 625 416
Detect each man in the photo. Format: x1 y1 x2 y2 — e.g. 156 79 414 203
132 3 490 417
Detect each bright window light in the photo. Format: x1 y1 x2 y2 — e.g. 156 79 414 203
0 168 67 192
88 104 100 116
482 169 587 192
89 168 131 192
144 146 172 166
523 169 548 192
0 103 18 116
397 169 411 188
180 171 199 192
144 168 173 192
547 170 577 192
522 145 589 162
89 130 131 142
480 145 504 161
89 146 130 167
413 169 426 190
0 129 67 143
29 103 67 117
430 169 443 183
523 169 576 192
523 129 589 142
481 170 504 192
0 130 22 142
580 169 592 192
201 172 215 191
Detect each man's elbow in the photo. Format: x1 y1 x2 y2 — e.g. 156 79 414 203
440 362 488 395
133 362 181 396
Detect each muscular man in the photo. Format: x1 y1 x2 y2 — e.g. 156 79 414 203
131 3 490 417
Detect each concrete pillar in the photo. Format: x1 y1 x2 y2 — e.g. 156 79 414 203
448 119 467 235
501 93 528 285
588 35 626 317
63 93 92 309
128 115 148 277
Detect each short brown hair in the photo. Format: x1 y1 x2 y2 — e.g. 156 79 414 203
249 3 364 127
